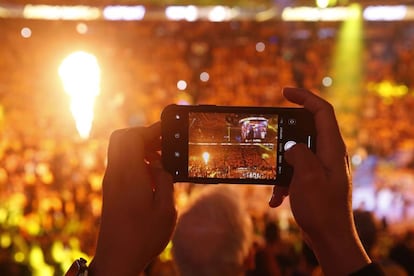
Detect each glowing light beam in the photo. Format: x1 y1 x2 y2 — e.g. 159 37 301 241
326 3 363 148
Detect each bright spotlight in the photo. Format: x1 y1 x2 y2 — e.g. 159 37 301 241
59 51 100 139
327 3 362 136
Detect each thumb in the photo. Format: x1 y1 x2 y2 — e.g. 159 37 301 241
284 143 325 194
284 143 318 169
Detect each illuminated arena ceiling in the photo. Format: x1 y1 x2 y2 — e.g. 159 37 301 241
2 0 412 6
1 0 414 22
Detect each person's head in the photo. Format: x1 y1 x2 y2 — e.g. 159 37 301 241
172 185 253 276
264 220 280 244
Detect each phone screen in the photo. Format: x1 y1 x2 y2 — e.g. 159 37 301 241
188 111 279 180
161 104 315 185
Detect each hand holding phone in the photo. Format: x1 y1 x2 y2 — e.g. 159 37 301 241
161 104 316 186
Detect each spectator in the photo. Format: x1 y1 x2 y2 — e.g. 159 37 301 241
172 185 255 276
353 210 409 276
389 231 414 276
247 220 296 276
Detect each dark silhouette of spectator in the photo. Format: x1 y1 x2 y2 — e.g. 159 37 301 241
354 209 407 276
389 231 414 276
247 220 296 276
291 241 321 276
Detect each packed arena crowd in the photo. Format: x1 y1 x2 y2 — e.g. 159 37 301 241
0 17 414 275
188 145 276 179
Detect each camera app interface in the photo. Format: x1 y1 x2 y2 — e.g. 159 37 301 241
188 112 278 180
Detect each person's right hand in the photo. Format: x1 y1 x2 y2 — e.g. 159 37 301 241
269 88 371 276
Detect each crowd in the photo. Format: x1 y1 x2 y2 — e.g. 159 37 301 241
0 18 413 275
188 145 275 179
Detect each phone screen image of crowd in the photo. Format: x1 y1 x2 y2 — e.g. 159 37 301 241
188 111 278 180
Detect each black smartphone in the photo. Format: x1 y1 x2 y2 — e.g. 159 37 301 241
161 104 316 186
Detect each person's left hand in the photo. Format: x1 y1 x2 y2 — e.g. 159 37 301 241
89 122 176 276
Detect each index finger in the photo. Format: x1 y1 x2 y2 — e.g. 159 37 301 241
282 87 347 164
142 122 162 152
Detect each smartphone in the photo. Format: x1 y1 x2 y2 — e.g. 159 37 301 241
161 104 316 186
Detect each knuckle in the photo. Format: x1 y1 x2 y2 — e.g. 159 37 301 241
298 165 323 183
109 128 126 144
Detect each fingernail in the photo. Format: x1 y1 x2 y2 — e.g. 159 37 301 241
269 193 285 208
282 87 295 94
269 194 277 208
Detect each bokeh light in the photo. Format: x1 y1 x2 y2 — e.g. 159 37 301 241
255 41 265 52
76 23 88 34
200 71 210 82
177 80 187 90
20 27 31 38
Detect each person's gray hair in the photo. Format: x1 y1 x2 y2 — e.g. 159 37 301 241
172 185 253 276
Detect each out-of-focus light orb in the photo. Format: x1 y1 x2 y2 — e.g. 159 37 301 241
316 0 330 8
208 6 226 22
76 23 88 34
0 168 7 185
351 154 362 166
256 42 265 52
200 72 210 82
316 0 337 8
0 233 11 248
21 27 32 38
51 241 65 263
0 208 7 224
177 80 187 90
322 76 333 87
14 252 25 263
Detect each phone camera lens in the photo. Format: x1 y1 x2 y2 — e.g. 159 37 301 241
174 152 180 157
288 118 296 125
174 133 180 139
